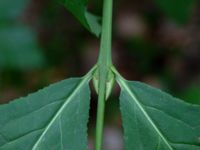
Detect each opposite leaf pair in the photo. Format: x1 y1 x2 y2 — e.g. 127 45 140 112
0 66 200 150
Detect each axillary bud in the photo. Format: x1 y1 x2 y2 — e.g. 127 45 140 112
92 69 115 100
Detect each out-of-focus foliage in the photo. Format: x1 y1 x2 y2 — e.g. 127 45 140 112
0 25 45 70
0 0 45 71
126 38 162 74
154 0 197 24
180 85 200 105
0 0 28 20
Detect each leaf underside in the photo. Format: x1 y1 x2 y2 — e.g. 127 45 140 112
119 79 200 150
60 0 101 36
0 77 90 150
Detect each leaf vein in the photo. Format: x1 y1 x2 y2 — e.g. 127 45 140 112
119 78 174 150
31 75 91 150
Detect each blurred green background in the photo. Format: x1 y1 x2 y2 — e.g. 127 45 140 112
0 0 200 149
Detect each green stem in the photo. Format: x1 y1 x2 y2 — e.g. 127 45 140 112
97 0 113 66
95 0 113 149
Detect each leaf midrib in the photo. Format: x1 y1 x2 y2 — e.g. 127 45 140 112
118 78 174 150
32 74 92 150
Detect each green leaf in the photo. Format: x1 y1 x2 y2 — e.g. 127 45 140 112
0 25 45 70
118 78 200 150
0 76 91 150
154 0 197 24
60 0 101 36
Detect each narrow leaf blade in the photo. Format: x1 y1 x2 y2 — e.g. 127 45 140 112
0 77 91 150
60 0 101 36
118 79 200 150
